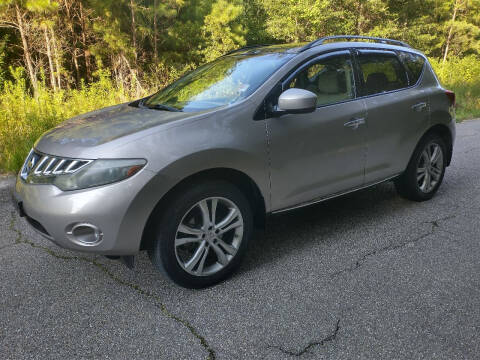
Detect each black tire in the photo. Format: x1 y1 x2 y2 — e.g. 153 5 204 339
394 133 447 201
148 180 253 288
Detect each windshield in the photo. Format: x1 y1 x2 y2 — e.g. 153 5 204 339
144 52 294 112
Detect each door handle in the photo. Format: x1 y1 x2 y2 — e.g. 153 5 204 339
344 117 366 130
412 102 427 112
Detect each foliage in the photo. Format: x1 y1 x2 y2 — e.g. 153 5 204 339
1 0 480 172
431 55 480 120
0 67 136 171
1 0 480 90
200 0 246 61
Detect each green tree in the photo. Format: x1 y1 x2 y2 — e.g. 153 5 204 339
200 0 246 61
1 0 480 92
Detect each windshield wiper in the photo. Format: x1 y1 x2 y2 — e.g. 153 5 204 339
144 103 182 112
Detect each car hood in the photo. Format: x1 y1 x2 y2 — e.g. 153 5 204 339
35 103 203 157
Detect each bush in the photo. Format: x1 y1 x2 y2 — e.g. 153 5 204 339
430 56 480 121
1 57 480 173
0 68 135 172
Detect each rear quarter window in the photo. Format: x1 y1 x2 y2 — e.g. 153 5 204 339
398 51 425 86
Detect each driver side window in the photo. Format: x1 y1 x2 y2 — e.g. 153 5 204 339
288 54 355 107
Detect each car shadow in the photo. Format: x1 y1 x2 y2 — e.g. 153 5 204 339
240 181 412 272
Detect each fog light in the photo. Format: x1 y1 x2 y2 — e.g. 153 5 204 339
66 223 103 246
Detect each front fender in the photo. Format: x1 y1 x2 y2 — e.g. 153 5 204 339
117 148 270 253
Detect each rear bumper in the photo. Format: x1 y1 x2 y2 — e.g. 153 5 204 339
450 116 456 145
447 114 456 166
13 169 156 255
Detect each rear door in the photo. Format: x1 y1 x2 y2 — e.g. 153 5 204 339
355 49 429 184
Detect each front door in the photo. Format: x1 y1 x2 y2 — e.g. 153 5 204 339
267 51 367 211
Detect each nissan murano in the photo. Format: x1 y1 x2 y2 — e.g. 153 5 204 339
14 36 456 288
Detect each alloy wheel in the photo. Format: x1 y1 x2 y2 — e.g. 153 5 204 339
416 142 444 193
174 197 244 276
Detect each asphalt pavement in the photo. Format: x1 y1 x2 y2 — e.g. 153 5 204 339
1 120 480 359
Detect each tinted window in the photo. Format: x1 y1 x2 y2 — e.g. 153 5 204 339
357 52 408 95
145 52 294 112
288 54 355 106
398 51 425 85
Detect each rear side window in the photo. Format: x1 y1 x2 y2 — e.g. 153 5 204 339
357 52 408 96
287 53 355 106
398 51 425 85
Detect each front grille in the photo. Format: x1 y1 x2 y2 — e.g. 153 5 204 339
21 150 92 180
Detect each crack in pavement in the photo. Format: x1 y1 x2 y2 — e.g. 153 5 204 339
268 319 340 357
8 211 216 360
266 214 456 356
463 146 480 154
331 215 456 277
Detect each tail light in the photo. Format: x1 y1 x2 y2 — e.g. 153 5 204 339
445 90 456 107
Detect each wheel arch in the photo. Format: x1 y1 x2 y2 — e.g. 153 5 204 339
420 123 453 166
139 167 267 251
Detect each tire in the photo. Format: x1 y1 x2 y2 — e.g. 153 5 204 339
394 133 447 202
148 180 253 288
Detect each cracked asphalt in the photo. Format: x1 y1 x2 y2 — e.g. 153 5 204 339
2 119 480 359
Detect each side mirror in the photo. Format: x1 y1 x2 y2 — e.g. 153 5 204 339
277 88 317 114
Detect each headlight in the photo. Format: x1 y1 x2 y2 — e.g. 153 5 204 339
53 159 146 191
23 151 146 191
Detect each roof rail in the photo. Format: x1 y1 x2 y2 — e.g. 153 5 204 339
300 35 411 52
223 44 272 56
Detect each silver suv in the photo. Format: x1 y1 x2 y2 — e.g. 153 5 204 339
14 36 456 288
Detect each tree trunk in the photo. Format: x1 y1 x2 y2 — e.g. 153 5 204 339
50 28 62 89
153 0 158 63
65 0 79 86
15 4 38 94
79 2 91 81
130 0 137 64
443 0 459 63
43 26 57 91
73 49 80 86
356 0 363 34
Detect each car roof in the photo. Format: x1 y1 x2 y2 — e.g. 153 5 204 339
227 36 424 58
224 43 308 56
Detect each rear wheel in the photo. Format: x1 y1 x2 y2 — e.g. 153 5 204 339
148 181 253 288
394 133 447 201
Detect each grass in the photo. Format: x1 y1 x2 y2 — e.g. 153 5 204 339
449 83 480 120
0 68 137 173
1 57 480 173
431 56 480 120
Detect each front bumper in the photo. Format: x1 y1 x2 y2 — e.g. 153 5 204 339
13 169 156 255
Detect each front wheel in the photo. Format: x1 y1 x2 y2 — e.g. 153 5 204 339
395 133 447 201
148 181 253 288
